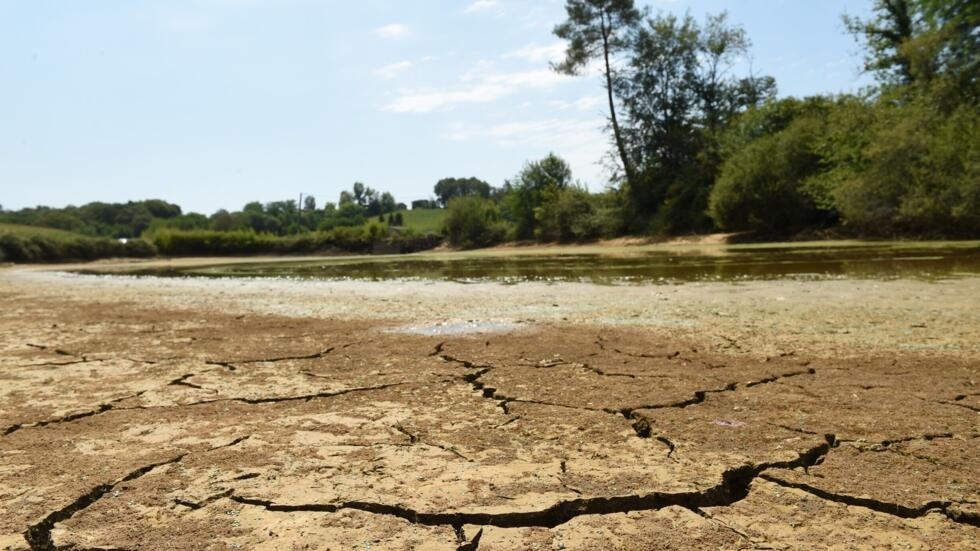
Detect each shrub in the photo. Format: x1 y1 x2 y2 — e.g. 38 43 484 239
443 196 507 249
710 116 833 232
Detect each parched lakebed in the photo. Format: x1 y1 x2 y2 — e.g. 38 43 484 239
1 245 979 550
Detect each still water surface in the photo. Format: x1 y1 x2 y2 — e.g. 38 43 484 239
95 242 980 285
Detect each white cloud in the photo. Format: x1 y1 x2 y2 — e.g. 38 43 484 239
548 95 604 112
504 43 566 64
374 60 414 79
374 23 411 40
385 84 512 113
383 68 571 113
464 1 500 14
440 118 611 186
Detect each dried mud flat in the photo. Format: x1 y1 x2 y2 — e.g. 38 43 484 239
1 264 979 550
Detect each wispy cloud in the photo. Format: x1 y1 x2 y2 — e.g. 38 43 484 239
503 43 566 63
374 60 414 79
548 95 603 112
441 118 610 185
383 68 571 113
464 1 501 14
374 23 411 40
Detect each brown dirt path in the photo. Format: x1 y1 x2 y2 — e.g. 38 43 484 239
1 266 978 550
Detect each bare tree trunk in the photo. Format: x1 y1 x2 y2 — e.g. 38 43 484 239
601 18 636 186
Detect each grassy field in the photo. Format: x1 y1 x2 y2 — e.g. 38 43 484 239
0 222 91 239
398 208 445 234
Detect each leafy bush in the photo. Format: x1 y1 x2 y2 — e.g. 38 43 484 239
710 116 833 232
442 196 508 249
832 98 980 236
535 186 618 242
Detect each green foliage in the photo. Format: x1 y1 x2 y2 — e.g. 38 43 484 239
398 208 446 234
0 223 156 263
0 199 182 238
832 95 980 235
612 10 774 231
535 187 622 242
503 153 574 239
710 115 833 232
442 196 508 249
846 0 980 105
433 177 492 207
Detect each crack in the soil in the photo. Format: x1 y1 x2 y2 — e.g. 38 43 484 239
227 437 833 530
26 343 76 356
942 400 980 413
19 358 105 368
24 454 187 551
594 336 682 360
692 507 755 542
456 526 483 551
204 360 238 371
615 368 818 419
759 473 980 527
168 373 212 392
207 347 336 366
392 424 472 462
180 382 407 406
656 436 677 459
744 368 816 388
611 383 738 418
174 489 234 510
579 363 636 379
2 391 147 437
4 383 402 437
844 432 955 452
209 435 251 451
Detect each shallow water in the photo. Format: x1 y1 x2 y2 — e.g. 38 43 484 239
90 242 980 284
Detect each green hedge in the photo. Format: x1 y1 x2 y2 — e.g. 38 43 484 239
0 231 156 263
148 226 443 256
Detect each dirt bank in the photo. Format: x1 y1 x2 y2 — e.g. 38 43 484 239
1 266 977 550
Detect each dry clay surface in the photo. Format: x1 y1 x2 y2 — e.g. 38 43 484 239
1 266 979 550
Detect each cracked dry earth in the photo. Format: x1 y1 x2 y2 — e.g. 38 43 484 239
1 266 979 550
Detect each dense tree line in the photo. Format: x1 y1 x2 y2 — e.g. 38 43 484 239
546 0 977 238
442 0 977 247
0 200 182 238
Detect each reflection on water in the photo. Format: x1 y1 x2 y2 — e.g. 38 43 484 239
88 243 980 284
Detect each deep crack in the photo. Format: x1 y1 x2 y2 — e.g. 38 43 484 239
24 454 187 551
759 473 980 527
228 438 833 530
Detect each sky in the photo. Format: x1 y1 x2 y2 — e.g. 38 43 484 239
0 0 875 215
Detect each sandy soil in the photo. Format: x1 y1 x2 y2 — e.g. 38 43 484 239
1 262 978 550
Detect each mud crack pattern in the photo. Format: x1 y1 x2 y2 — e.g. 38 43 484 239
0 272 978 550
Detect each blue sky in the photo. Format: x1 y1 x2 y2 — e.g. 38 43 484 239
1 0 873 215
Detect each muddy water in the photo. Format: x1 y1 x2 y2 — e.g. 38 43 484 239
97 242 980 284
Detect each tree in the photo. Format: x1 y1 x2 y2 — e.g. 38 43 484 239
844 0 918 85
554 0 643 186
443 196 507 249
616 11 774 230
504 153 574 239
433 177 492 207
379 191 398 214
352 182 366 205
846 0 980 103
303 195 317 211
